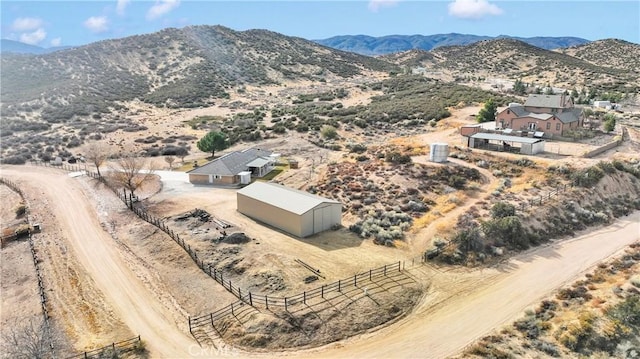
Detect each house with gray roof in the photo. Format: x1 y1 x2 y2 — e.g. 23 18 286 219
187 148 276 186
495 94 583 137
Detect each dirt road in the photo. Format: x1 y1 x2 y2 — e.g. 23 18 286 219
290 211 640 359
1 166 197 357
2 165 638 359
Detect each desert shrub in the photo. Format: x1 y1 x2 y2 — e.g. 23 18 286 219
385 151 411 164
571 166 604 187
481 216 525 248
14 204 26 217
350 144 367 154
1 154 28 164
607 295 640 328
321 125 338 139
491 202 516 219
447 175 466 189
557 286 592 301
596 161 616 174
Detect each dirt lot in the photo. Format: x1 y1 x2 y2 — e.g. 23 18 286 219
2 97 640 358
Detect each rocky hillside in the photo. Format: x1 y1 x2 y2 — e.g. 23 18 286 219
315 33 588 56
558 39 640 72
385 38 638 94
0 25 397 112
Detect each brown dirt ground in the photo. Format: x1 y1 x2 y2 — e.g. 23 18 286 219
2 97 640 358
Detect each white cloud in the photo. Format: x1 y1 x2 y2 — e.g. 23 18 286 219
20 28 47 45
116 0 130 16
11 17 43 31
146 0 180 20
368 0 400 12
84 16 109 33
448 0 504 19
50 37 62 46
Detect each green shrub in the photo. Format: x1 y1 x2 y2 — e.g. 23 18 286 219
571 166 605 187
491 202 516 219
14 204 26 218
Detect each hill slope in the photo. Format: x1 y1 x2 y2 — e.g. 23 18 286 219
315 33 589 55
0 25 397 112
0 39 71 54
383 38 638 93
557 38 640 72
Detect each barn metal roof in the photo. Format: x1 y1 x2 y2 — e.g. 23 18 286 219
237 182 340 215
470 133 545 144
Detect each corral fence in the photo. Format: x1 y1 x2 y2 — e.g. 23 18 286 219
0 177 52 349
188 260 415 334
65 335 142 359
518 183 572 211
27 161 429 341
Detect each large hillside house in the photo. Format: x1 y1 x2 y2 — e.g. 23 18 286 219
495 94 583 137
188 148 277 186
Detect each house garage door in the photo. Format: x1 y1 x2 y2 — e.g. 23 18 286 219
313 206 334 234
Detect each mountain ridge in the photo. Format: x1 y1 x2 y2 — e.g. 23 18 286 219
314 33 591 55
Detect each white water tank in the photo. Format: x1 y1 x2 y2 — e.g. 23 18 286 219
430 143 449 163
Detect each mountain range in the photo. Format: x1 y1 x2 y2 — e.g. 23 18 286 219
0 39 71 55
1 26 637 116
313 34 590 56
2 33 590 57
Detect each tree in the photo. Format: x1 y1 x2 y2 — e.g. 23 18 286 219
164 156 176 170
196 131 228 158
603 113 617 132
110 154 155 195
2 317 62 359
175 147 189 164
84 142 109 178
477 99 498 123
512 79 526 95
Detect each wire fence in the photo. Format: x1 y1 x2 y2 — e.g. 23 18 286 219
0 177 52 350
28 161 429 342
518 183 572 211
65 335 142 359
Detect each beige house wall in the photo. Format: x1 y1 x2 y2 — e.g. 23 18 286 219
189 174 238 185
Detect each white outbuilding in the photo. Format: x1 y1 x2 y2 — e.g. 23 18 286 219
237 182 342 238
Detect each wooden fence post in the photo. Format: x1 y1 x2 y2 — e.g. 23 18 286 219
369 269 372 281
231 303 234 316
338 280 341 292
321 285 324 298
353 274 357 287
398 261 401 272
249 292 253 306
285 297 288 311
188 316 192 334
384 265 387 276
303 291 306 304
265 295 269 309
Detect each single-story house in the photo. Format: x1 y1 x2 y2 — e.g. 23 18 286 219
237 182 342 238
467 133 545 155
188 148 277 186
495 94 583 137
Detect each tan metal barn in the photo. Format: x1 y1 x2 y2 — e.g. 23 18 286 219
237 182 342 238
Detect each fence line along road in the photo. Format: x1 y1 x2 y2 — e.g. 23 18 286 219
65 335 142 359
27 161 429 341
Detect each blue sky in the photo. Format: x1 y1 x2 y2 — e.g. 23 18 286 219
1 1 639 48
